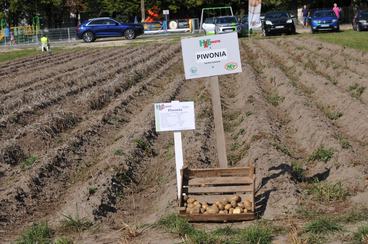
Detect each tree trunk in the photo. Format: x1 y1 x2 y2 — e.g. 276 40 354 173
141 0 145 22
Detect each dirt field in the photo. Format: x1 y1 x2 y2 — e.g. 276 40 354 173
1 35 368 243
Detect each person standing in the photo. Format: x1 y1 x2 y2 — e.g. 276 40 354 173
40 34 49 52
10 31 16 46
302 5 309 27
333 3 341 19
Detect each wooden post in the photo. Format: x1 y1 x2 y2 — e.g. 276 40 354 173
209 76 228 168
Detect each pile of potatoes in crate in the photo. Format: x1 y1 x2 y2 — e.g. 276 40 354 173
184 195 252 215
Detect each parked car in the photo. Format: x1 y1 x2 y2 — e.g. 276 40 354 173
262 11 296 36
77 17 144 43
353 10 368 31
309 9 339 33
202 17 216 35
214 16 240 34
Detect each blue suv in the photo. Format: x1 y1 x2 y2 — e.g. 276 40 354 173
310 10 339 33
77 17 144 42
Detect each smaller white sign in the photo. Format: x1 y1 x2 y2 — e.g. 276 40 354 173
163 9 169 15
154 101 195 132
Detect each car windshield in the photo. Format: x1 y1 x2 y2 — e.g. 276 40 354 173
313 11 335 18
216 17 237 24
265 12 288 19
204 17 215 24
359 12 368 18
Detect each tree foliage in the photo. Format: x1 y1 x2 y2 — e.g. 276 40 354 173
0 0 366 27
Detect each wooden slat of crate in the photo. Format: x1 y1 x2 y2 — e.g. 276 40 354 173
186 167 253 178
188 185 253 194
180 213 255 222
189 176 253 186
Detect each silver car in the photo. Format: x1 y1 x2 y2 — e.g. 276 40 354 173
214 16 240 34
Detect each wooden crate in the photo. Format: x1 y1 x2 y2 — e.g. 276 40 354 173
179 166 255 222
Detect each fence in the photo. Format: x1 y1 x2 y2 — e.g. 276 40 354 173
1 27 77 47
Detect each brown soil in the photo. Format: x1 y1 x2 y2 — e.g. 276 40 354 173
1 36 367 243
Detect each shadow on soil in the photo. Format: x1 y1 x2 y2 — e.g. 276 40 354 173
254 163 331 217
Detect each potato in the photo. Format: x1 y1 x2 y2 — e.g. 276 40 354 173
217 203 225 210
230 200 237 208
189 207 200 214
243 208 248 213
229 208 234 214
243 199 252 210
224 204 232 210
237 202 245 209
219 210 226 214
187 203 195 209
221 198 229 205
187 197 196 204
215 201 221 207
230 195 241 203
194 201 201 207
202 202 209 210
233 207 242 214
207 206 219 214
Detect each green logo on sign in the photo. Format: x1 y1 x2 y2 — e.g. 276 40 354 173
225 62 238 71
199 39 211 48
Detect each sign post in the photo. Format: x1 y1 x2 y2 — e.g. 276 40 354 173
154 101 195 200
181 32 242 168
209 76 228 167
163 10 169 32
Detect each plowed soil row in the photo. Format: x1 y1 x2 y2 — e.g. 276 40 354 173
0 43 183 240
0 46 141 106
0 45 165 140
0 49 93 78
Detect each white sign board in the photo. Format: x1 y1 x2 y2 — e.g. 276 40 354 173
154 101 195 132
163 9 169 15
181 32 242 79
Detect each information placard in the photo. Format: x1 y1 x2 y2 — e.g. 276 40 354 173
181 32 242 79
154 101 195 132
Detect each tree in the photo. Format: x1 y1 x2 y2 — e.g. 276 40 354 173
141 0 145 21
65 0 87 25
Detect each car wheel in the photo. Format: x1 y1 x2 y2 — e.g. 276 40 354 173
289 26 296 35
124 29 136 40
82 31 95 43
357 24 361 32
311 28 316 34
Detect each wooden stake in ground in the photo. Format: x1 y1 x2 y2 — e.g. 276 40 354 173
209 76 228 168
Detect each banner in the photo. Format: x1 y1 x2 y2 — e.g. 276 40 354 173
249 0 262 30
